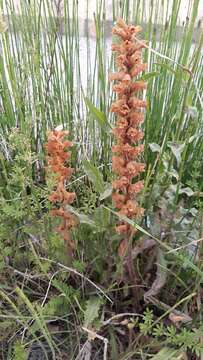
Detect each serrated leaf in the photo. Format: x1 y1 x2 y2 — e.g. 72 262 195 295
52 279 77 298
149 143 161 153
84 297 102 328
94 206 110 229
167 142 185 166
13 342 27 360
41 296 68 317
83 160 105 193
85 97 111 130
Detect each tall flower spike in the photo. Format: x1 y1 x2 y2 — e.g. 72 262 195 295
45 130 76 256
110 18 147 243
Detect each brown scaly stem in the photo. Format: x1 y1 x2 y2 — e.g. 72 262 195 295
126 233 141 308
109 19 147 307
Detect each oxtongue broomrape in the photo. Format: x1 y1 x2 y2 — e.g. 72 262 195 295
110 18 147 305
45 130 77 257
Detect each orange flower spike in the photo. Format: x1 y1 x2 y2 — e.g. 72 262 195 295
110 18 147 239
45 129 76 256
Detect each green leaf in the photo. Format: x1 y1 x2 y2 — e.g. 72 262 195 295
85 97 112 130
154 62 177 76
188 132 203 143
103 205 203 281
149 143 161 153
13 341 27 360
99 184 113 200
94 206 110 229
15 287 55 357
83 160 105 193
179 187 194 196
168 169 179 180
109 329 119 360
184 106 198 119
66 205 97 227
41 296 69 317
84 297 102 328
150 347 183 360
167 142 185 166
139 71 160 81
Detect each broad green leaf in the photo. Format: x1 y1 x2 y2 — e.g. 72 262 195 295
179 187 194 196
84 297 102 328
139 71 160 81
149 143 161 153
85 97 111 130
188 132 203 146
83 160 105 193
99 184 113 200
66 205 97 227
167 142 185 166
168 169 179 180
150 347 183 360
184 106 198 119
154 62 177 76
189 207 198 216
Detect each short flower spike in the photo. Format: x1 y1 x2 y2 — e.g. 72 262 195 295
45 130 76 255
